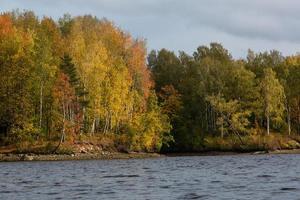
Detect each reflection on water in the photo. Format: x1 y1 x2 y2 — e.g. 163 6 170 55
0 154 300 199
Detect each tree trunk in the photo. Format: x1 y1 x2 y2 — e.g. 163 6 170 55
267 115 270 135
298 113 300 135
220 114 225 138
82 86 86 133
205 102 208 131
213 110 217 131
287 106 291 135
298 98 300 134
221 122 224 138
104 113 109 134
91 118 95 135
62 102 66 142
39 81 43 129
53 103 66 154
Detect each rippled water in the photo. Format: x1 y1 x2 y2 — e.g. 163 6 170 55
1 154 300 199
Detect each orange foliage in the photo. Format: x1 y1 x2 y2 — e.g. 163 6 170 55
0 15 14 36
53 73 75 106
41 17 64 56
53 73 82 138
127 40 153 98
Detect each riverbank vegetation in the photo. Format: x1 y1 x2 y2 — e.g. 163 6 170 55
149 44 300 152
1 11 300 154
0 11 171 153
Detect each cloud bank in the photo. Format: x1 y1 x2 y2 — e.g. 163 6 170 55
1 0 299 57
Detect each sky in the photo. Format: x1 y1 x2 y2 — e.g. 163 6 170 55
1 0 299 58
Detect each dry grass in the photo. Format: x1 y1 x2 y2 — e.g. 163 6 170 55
203 133 300 152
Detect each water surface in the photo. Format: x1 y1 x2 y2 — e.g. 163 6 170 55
0 154 300 199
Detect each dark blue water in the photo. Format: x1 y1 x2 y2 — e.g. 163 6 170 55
0 154 300 199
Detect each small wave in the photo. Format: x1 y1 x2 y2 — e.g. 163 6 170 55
179 193 210 200
229 185 246 189
74 184 93 188
280 187 298 191
73 188 91 192
53 182 61 186
147 176 155 180
102 174 140 178
145 170 158 173
142 167 150 170
96 191 116 195
19 180 34 184
0 190 12 194
75 192 89 195
290 177 300 182
45 192 60 195
210 180 221 183
24 185 42 189
160 185 170 189
257 174 274 178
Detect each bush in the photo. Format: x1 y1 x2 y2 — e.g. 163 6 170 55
203 133 300 152
6 123 39 145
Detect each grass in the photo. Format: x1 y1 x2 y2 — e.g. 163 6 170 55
203 133 300 152
1 132 300 155
0 133 133 154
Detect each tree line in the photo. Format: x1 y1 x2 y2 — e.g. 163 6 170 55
1 11 300 153
149 44 300 152
0 11 171 152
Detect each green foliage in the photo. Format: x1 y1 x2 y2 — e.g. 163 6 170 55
129 92 172 152
150 43 299 152
203 134 300 152
206 94 251 137
6 122 39 145
260 68 286 134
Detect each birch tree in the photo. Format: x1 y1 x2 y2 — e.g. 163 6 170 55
260 68 285 135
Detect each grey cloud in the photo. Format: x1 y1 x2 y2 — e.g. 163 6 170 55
78 0 300 43
0 0 299 57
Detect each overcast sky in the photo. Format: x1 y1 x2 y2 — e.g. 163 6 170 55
1 0 299 58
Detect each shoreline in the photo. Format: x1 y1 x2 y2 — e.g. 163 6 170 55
0 152 162 162
165 149 300 157
1 149 300 162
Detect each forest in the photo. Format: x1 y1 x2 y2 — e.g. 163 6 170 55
1 11 300 154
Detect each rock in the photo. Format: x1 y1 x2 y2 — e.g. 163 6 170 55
287 140 300 149
87 145 93 151
21 154 34 161
80 147 88 154
253 151 268 155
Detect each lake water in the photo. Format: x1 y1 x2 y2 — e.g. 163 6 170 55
0 154 300 199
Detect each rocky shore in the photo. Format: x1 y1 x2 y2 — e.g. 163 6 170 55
0 152 162 162
1 149 300 162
